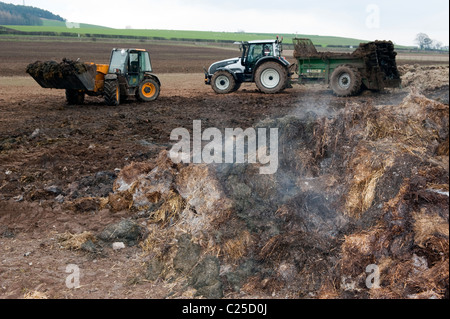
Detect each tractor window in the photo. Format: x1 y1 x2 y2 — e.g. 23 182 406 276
141 52 152 72
247 44 263 64
109 49 128 74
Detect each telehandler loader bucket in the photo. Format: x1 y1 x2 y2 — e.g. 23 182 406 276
26 59 97 91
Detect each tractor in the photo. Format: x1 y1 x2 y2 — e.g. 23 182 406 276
205 37 401 96
204 37 291 94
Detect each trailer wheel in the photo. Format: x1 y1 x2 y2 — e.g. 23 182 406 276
104 79 120 106
136 78 160 102
255 62 288 94
330 65 362 97
66 89 85 105
211 71 236 94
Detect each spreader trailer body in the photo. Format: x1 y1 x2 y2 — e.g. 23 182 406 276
205 37 401 96
292 38 401 96
27 48 161 105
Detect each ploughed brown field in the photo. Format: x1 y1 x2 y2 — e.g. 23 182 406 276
0 39 244 76
0 39 448 300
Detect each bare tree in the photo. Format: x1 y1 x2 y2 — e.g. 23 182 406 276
415 33 433 50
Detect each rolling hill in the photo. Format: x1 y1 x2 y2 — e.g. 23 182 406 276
0 1 64 25
0 1 413 49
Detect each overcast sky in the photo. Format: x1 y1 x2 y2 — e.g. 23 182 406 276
6 0 450 46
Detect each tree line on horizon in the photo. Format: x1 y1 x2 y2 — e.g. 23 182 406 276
415 33 448 51
0 1 64 26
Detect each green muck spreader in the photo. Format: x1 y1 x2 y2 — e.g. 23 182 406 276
292 38 402 96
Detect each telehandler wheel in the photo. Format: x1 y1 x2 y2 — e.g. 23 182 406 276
65 89 85 105
136 78 160 102
255 62 288 94
330 65 362 97
104 79 120 106
211 71 236 94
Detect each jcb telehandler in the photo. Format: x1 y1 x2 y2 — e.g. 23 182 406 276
27 48 161 106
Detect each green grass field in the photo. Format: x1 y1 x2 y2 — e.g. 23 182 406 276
1 22 419 50
1 23 377 47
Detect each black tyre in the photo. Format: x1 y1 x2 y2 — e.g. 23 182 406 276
211 71 236 94
330 65 362 97
254 62 288 94
136 78 160 102
104 79 120 106
66 89 85 105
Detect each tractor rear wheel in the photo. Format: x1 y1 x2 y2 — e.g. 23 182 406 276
211 71 236 94
255 62 288 94
136 78 160 102
66 89 85 105
330 65 362 97
104 79 120 106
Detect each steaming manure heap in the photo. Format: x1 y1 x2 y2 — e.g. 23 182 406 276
65 90 447 299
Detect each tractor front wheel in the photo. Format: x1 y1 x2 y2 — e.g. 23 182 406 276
211 71 236 94
136 78 160 102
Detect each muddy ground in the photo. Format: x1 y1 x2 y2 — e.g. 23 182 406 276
0 40 448 299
